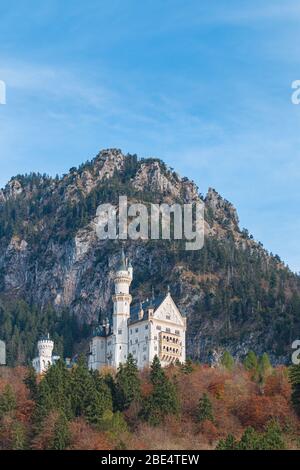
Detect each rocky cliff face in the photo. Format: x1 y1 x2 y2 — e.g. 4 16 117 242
0 149 299 364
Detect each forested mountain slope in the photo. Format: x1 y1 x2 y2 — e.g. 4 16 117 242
0 149 299 364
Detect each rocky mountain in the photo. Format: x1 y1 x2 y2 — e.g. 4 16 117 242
0 148 299 365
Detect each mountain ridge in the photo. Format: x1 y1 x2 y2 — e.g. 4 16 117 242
0 148 299 365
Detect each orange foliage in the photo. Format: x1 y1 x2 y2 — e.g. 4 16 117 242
264 368 291 400
200 419 219 443
235 394 290 430
0 362 299 450
68 418 112 450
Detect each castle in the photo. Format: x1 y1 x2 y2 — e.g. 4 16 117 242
88 250 186 371
31 250 187 373
32 334 60 374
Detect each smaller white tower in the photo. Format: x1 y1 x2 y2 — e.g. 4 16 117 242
32 334 55 374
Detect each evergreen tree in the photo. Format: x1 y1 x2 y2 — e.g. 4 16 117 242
142 356 179 426
216 421 285 450
243 351 258 372
238 427 261 450
289 364 300 416
34 359 72 427
50 413 70 450
115 354 141 411
196 393 214 423
258 353 272 383
24 366 38 401
221 351 235 371
11 422 26 450
260 420 285 450
216 434 237 450
180 358 194 374
71 355 111 425
0 384 16 417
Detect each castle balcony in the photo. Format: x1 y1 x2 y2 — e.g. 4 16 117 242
159 331 182 362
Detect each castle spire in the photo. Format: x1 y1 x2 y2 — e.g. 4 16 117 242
117 246 127 270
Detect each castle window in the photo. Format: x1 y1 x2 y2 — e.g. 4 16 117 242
135 328 139 333
154 346 157 351
118 329 122 335
154 335 157 340
156 325 161 331
175 330 180 335
119 346 122 350
143 355 147 361
166 328 170 333
135 339 138 344
145 325 148 330
145 336 148 342
130 329 132 334
166 315 171 320
130 340 132 345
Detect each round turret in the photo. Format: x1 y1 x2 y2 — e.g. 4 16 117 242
37 334 54 358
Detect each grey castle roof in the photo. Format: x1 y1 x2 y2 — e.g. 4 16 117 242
116 248 127 270
129 294 166 324
92 294 167 337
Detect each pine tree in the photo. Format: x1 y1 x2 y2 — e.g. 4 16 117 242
71 355 111 425
24 365 38 401
11 422 26 450
196 393 214 423
71 355 97 418
115 354 141 411
50 413 70 450
289 364 300 416
221 351 235 371
216 434 237 450
238 427 261 450
243 351 258 372
260 420 285 450
0 384 16 417
34 359 73 427
180 358 194 374
142 355 179 426
258 353 272 383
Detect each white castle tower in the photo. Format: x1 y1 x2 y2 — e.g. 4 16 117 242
112 248 133 368
32 334 59 374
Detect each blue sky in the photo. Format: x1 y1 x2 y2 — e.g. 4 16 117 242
0 0 300 272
